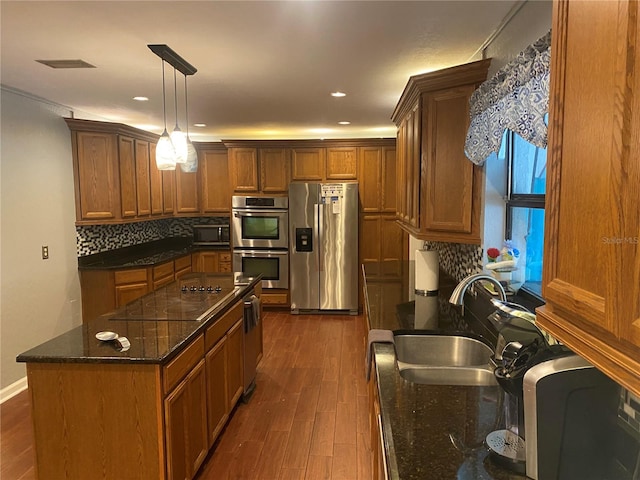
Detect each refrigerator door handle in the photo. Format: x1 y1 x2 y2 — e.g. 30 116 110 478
315 202 323 272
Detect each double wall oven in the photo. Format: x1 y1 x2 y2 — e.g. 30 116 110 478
232 196 289 289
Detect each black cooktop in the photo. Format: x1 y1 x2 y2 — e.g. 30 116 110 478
108 273 239 322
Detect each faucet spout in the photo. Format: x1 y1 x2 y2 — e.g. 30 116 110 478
448 273 507 310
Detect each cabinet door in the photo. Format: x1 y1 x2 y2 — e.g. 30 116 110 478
291 147 325 181
192 251 219 273
229 148 259 192
260 148 290 193
408 102 421 229
74 131 120 221
165 359 208 480
381 147 397 213
149 143 164 215
359 147 382 212
360 215 381 277
176 168 199 213
135 139 151 217
201 149 230 213
205 337 228 447
536 0 640 396
380 215 404 278
163 170 175 214
326 147 357 180
118 136 137 218
422 86 480 242
115 283 148 307
226 318 244 408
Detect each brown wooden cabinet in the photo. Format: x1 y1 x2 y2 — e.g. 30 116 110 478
326 146 358 180
391 60 490 244
205 337 228 446
114 268 149 308
135 139 152 217
175 168 199 214
199 145 231 213
153 261 175 290
359 146 397 213
149 143 164 215
359 215 404 279
174 255 192 279
118 136 137 218
291 147 325 181
71 129 120 221
163 169 175 215
260 148 290 193
229 148 259 192
226 318 244 408
536 0 640 397
192 250 232 273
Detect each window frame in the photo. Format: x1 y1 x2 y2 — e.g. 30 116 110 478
503 130 546 301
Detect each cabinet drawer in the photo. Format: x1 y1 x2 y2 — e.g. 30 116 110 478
153 261 174 280
205 302 243 351
114 268 148 285
163 335 205 394
262 292 288 305
174 255 191 271
218 262 232 273
219 252 231 262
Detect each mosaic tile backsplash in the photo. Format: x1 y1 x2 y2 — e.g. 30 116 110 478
76 217 228 256
424 241 484 282
619 389 640 438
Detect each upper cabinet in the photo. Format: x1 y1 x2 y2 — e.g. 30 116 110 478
198 143 231 213
359 146 396 213
536 0 640 397
291 147 325 181
326 147 358 180
229 148 259 193
259 148 290 193
391 59 490 244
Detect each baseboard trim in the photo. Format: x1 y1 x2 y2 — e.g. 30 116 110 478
1 377 28 403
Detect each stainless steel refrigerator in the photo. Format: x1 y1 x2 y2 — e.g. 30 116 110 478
289 182 359 314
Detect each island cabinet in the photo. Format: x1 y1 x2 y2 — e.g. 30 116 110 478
536 0 640 397
391 59 490 244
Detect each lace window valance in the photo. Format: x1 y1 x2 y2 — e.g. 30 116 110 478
465 31 551 166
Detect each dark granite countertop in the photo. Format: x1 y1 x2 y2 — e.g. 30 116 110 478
364 262 526 480
17 273 261 365
77 237 231 270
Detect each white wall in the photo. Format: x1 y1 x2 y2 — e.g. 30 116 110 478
0 88 82 391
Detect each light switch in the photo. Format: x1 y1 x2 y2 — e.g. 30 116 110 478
42 246 49 260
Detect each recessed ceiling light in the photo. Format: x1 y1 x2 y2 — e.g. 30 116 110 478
36 59 95 69
331 91 346 97
338 121 351 125
193 123 206 128
133 96 149 101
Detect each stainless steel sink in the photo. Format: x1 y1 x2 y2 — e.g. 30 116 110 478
394 333 497 386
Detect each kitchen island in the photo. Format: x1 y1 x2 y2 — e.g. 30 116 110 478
17 272 262 480
364 263 525 480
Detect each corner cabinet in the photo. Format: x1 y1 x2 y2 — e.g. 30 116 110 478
536 0 640 397
391 59 490 244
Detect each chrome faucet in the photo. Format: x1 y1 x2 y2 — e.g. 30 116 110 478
448 273 507 314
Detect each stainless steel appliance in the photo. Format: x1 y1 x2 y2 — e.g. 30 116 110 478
289 182 358 314
232 249 289 289
231 195 289 250
242 289 261 400
523 355 620 480
192 224 230 247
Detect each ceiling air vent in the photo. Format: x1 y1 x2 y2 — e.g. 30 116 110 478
36 59 95 69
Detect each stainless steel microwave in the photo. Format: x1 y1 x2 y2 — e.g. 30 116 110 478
192 225 230 246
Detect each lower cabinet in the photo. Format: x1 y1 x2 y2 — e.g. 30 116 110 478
206 337 229 446
192 250 232 273
165 359 208 480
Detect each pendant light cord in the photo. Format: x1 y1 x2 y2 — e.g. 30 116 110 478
184 74 190 138
161 59 167 130
173 68 179 129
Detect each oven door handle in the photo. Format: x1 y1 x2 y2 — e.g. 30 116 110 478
233 249 289 256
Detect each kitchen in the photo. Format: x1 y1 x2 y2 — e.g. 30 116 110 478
2 1 640 479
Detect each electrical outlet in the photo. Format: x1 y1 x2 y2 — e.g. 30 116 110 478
42 246 49 260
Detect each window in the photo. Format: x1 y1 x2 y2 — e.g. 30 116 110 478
503 129 547 297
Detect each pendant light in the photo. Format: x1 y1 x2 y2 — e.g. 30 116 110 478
170 67 188 164
155 58 177 170
181 73 198 173
147 44 198 170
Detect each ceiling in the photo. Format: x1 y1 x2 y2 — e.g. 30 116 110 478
1 1 520 142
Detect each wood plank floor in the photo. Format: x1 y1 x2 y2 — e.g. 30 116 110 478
0 311 371 480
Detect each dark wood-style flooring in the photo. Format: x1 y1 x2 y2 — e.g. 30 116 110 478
1 311 371 480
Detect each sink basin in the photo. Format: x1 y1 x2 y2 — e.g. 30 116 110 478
394 334 494 366
393 333 497 386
